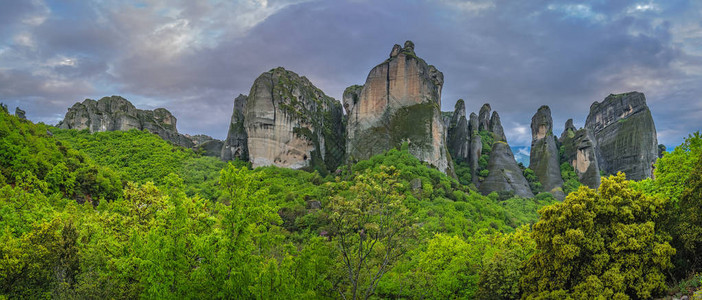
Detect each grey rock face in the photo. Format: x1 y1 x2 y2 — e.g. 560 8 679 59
529 106 565 199
221 94 249 161
58 95 194 148
585 92 658 180
244 67 345 171
560 118 576 141
15 107 26 120
489 111 506 142
344 41 452 174
478 103 491 131
478 110 534 198
479 141 535 198
560 127 601 188
447 99 471 163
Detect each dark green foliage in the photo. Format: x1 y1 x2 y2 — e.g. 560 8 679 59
454 161 472 185
524 167 544 194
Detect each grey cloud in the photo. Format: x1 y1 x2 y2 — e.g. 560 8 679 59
0 0 700 147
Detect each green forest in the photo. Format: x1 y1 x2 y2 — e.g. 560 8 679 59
1 107 701 299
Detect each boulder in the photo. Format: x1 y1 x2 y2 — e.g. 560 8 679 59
221 94 249 161
244 67 345 171
529 106 565 199
344 41 452 174
585 92 658 180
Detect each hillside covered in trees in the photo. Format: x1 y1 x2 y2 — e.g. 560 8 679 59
1 106 702 299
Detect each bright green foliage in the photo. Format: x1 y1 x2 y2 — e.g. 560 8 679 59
478 226 536 299
636 132 701 204
560 162 581 195
522 173 675 299
329 166 414 299
52 128 225 198
0 109 122 201
673 151 702 270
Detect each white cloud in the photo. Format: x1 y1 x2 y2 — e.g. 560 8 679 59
548 3 606 23
439 0 495 14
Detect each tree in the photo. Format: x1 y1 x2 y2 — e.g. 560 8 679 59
674 151 702 271
521 173 675 299
329 165 415 300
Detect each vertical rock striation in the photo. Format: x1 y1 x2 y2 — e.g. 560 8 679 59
447 99 471 163
344 41 452 174
529 106 565 199
221 94 249 161
585 92 658 180
244 67 345 171
559 122 601 189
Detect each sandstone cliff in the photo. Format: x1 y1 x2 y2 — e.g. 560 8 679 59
57 95 195 148
221 94 249 161
243 67 345 171
344 41 452 174
585 92 658 180
529 106 565 199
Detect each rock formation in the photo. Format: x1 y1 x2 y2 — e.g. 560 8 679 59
15 107 26 120
479 110 534 198
468 112 482 183
57 95 195 148
221 94 249 161
529 106 565 199
559 123 601 189
243 67 345 171
344 41 452 174
447 99 470 163
478 103 491 131
188 134 224 157
585 92 658 180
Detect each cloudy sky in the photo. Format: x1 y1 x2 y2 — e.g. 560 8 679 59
1 0 700 147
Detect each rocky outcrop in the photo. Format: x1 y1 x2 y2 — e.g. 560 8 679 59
344 41 452 174
479 142 534 198
585 92 658 180
244 67 345 171
447 99 470 163
529 106 565 199
15 107 26 120
188 134 224 157
559 124 601 189
468 112 482 183
221 94 249 161
478 103 491 131
57 95 195 148
479 110 534 198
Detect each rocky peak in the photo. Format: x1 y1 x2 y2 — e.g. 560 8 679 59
57 95 195 148
489 111 506 142
529 105 565 199
221 94 249 162
468 112 479 134
478 103 491 131
345 41 452 174
531 105 553 141
15 107 26 120
585 92 657 180
451 99 466 128
560 118 576 142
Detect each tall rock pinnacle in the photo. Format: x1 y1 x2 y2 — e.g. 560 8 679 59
344 41 452 174
529 106 565 199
